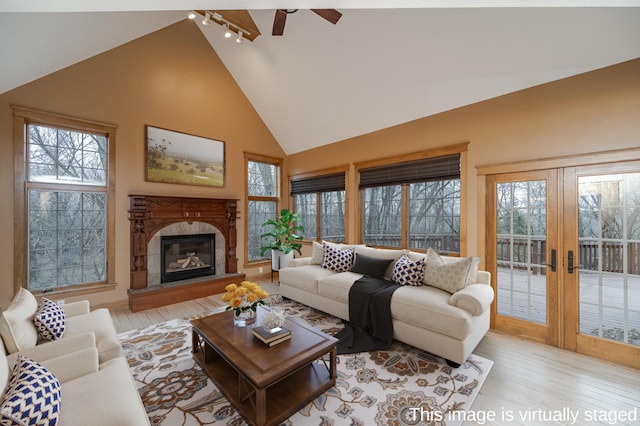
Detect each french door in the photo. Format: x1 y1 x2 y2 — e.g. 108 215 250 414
487 162 640 368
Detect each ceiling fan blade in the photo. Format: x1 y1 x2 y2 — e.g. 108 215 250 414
311 9 342 25
272 9 287 36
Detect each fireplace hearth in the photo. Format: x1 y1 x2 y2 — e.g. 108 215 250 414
161 234 215 283
128 195 245 312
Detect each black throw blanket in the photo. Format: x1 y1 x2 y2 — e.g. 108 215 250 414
335 276 402 354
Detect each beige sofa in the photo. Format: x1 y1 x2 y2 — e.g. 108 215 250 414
0 288 149 425
279 243 494 365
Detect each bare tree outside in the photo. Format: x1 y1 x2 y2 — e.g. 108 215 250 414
247 160 280 261
27 124 108 290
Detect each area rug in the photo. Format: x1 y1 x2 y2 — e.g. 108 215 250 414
118 298 493 426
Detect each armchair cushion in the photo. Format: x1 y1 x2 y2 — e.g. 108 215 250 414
0 355 61 426
34 298 67 341
61 300 90 317
0 288 39 353
6 333 99 383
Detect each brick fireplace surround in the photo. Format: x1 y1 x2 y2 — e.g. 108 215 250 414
128 195 245 312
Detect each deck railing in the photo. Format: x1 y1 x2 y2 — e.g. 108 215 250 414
496 238 640 275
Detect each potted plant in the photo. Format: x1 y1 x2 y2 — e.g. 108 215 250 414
259 209 305 271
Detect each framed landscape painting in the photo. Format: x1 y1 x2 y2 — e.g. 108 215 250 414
145 125 225 187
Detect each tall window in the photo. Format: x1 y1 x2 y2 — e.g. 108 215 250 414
292 172 346 243
14 107 116 293
246 154 282 262
360 152 462 254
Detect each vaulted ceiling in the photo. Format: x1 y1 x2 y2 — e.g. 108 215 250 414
2 1 640 154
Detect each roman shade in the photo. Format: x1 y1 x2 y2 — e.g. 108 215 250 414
359 154 460 188
291 173 345 194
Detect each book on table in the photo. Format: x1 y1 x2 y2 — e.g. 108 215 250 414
265 334 291 347
252 326 291 344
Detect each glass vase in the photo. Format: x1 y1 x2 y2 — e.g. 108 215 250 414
234 309 256 327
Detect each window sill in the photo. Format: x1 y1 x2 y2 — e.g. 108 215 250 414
31 282 117 299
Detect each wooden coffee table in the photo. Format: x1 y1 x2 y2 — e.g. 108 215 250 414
191 308 338 426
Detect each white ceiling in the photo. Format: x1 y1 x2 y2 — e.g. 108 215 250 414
2 2 640 154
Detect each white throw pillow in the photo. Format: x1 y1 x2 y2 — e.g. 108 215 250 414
0 288 39 353
423 248 473 294
310 241 325 264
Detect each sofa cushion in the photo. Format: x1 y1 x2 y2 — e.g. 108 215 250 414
0 355 61 426
423 248 473 294
317 272 363 304
391 285 472 340
34 298 67 341
350 254 393 280
278 265 336 295
392 254 425 286
65 309 122 363
0 288 39 354
321 243 354 272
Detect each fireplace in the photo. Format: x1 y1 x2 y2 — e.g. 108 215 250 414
161 234 215 283
128 195 245 312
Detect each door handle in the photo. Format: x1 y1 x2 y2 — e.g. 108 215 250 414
548 249 557 272
568 250 575 274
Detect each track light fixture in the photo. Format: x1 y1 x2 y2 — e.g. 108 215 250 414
202 12 211 26
187 10 253 44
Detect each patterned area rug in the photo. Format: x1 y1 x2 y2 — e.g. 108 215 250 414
118 297 493 426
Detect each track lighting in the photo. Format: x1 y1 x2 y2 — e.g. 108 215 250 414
224 24 232 38
202 12 211 26
189 10 252 44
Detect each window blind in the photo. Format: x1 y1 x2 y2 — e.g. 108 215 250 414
359 154 460 188
291 172 345 195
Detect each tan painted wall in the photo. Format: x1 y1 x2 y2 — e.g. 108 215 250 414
288 58 640 258
0 20 284 308
1 20 638 310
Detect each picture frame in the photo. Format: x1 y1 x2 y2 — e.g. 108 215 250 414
145 125 225 188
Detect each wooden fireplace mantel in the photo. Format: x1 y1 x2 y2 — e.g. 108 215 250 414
128 194 245 312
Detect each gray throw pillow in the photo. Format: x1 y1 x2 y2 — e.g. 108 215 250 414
350 254 393 280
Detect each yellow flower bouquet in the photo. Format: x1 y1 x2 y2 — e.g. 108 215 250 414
221 281 269 319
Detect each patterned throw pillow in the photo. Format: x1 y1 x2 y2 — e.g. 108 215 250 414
0 355 61 426
33 298 66 341
321 242 354 272
423 248 473 294
392 254 426 286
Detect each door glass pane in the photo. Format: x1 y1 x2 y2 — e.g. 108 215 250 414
496 180 548 324
578 173 640 346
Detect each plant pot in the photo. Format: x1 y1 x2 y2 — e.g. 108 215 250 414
271 250 294 271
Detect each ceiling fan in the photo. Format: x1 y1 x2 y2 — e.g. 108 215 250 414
271 9 342 36
193 9 342 42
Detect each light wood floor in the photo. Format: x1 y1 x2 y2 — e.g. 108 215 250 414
111 281 640 426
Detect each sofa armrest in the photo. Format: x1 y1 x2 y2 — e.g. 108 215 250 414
63 300 91 317
288 257 312 267
449 284 495 316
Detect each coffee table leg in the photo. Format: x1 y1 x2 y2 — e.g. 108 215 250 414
256 388 266 425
